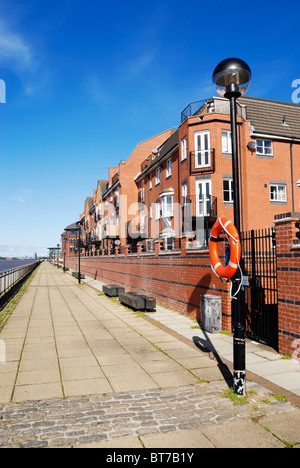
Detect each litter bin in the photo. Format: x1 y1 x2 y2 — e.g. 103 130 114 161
200 295 222 333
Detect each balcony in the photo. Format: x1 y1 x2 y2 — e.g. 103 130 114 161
190 150 215 175
183 195 217 220
181 100 207 123
103 225 119 238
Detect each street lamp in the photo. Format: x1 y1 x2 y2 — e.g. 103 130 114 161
76 220 82 284
57 244 60 268
212 58 251 397
62 235 67 273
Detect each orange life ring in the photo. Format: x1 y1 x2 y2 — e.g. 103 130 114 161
209 217 241 280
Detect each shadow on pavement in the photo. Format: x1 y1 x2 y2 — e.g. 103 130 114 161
193 330 233 388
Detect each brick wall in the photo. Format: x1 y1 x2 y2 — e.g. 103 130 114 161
65 242 232 330
275 212 300 355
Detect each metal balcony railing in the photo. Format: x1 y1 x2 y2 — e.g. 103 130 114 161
190 149 215 174
182 195 217 219
181 100 207 123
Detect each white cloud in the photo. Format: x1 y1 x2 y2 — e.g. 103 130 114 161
0 19 34 72
125 52 155 79
10 195 25 203
0 17 49 97
84 75 110 103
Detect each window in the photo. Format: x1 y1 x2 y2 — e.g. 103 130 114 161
270 184 287 202
140 180 145 203
222 130 232 154
156 167 161 185
149 173 152 190
256 139 273 156
164 237 174 250
182 182 188 206
161 194 173 217
223 178 233 203
156 201 161 219
166 158 172 178
181 137 187 161
194 131 210 168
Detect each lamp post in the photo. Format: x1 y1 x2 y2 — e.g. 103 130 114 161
76 221 82 284
63 235 67 273
212 58 251 397
57 244 60 269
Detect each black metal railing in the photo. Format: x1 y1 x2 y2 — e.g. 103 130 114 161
241 228 278 350
183 195 217 219
190 149 215 174
181 100 207 123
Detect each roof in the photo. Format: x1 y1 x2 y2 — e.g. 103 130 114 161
64 222 79 231
135 130 179 181
86 197 94 211
97 179 109 195
238 96 300 139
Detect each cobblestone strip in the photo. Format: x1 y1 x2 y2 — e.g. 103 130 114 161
0 381 295 448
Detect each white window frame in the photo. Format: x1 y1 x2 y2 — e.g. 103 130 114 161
156 201 161 219
194 130 210 168
256 139 273 156
270 184 287 202
196 179 212 217
164 237 174 250
166 158 172 178
223 178 234 203
149 173 152 190
182 182 188 206
161 194 173 217
156 167 161 185
222 130 232 154
141 180 145 203
181 137 187 161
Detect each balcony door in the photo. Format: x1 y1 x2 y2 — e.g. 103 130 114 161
195 130 210 168
196 179 212 217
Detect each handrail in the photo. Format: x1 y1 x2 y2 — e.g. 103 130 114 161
0 261 39 299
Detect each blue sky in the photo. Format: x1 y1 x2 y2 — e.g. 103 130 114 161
0 0 299 257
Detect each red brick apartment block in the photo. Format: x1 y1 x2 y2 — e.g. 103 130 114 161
63 222 79 256
65 243 233 329
63 96 300 339
135 96 300 251
95 129 174 251
275 212 300 356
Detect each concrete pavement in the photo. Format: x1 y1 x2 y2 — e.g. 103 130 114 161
0 261 299 448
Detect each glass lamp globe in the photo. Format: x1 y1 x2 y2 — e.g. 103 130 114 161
212 58 251 98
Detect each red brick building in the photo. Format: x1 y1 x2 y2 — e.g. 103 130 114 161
135 96 300 250
63 222 79 256
95 129 174 252
62 96 300 354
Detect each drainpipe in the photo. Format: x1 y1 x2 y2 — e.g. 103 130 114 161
290 140 295 212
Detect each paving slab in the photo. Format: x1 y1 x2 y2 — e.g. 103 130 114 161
0 262 300 449
257 408 300 446
201 419 285 448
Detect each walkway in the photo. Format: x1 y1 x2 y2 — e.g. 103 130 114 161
0 261 299 448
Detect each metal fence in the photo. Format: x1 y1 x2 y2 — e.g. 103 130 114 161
240 228 278 350
0 261 39 299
